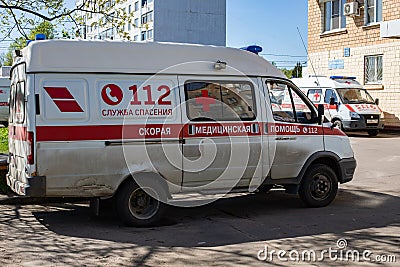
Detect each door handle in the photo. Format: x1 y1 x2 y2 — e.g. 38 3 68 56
275 137 297 141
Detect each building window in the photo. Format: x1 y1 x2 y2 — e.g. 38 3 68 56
365 55 383 84
134 1 139 11
365 0 383 24
147 29 153 39
134 18 139 27
141 12 153 24
324 0 346 32
128 4 131 14
141 31 146 41
134 35 138 41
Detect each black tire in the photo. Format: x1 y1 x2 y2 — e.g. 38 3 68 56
299 164 338 207
367 129 379 137
116 179 167 227
257 184 273 193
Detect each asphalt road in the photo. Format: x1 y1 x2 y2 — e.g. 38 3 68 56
0 132 399 266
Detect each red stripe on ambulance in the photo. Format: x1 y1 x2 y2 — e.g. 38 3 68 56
35 122 346 142
36 124 182 141
52 100 84 112
345 104 355 112
44 87 84 113
44 87 75 99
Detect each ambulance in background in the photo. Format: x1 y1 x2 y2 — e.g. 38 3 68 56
0 76 10 127
292 76 384 136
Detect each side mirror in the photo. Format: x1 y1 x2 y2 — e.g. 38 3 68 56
317 104 324 125
329 97 336 106
375 98 379 105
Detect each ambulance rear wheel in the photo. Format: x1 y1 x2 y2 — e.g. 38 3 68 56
367 129 379 137
116 180 167 227
299 164 338 207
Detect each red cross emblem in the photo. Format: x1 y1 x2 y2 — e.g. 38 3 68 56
196 90 216 112
314 92 320 101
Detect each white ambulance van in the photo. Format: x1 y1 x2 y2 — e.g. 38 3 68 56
7 38 356 226
292 76 384 136
0 77 10 126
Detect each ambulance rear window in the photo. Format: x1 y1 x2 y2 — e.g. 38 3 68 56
10 65 26 124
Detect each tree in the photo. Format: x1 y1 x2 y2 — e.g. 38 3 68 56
3 20 55 66
292 62 303 78
279 62 303 79
280 68 293 79
0 0 134 41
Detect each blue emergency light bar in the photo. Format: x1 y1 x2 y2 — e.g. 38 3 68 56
241 45 263 55
35 34 46 40
26 34 47 46
330 76 356 80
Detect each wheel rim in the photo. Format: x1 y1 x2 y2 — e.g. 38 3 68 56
128 187 160 220
310 174 332 201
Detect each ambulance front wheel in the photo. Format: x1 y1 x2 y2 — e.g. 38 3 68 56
299 164 338 207
116 179 168 227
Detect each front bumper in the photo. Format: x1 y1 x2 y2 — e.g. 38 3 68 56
6 174 46 197
342 115 384 131
338 157 357 184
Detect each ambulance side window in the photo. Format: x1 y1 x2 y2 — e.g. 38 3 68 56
267 81 316 124
184 81 256 121
324 89 338 104
307 89 322 103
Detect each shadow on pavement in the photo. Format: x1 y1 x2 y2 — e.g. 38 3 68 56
30 189 400 248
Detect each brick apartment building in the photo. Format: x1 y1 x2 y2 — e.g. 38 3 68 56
307 0 400 127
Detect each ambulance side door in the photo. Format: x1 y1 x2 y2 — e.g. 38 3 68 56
178 76 263 191
263 79 324 180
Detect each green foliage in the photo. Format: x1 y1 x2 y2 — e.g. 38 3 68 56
0 127 8 154
292 62 303 78
0 126 7 194
3 20 56 66
279 62 303 79
1 0 136 43
28 21 55 39
280 68 293 79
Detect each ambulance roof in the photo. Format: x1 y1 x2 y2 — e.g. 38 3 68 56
292 76 363 89
20 39 286 78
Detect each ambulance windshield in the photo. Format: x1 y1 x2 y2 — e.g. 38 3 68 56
336 88 375 104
